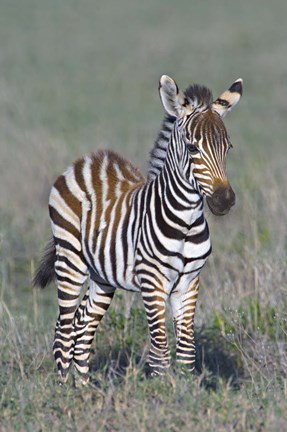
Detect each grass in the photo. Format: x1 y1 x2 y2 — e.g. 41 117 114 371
1 291 287 431
1 0 287 430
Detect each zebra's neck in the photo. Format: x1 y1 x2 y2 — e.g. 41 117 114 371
148 114 176 181
152 137 204 228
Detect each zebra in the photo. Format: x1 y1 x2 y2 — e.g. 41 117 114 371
34 75 242 384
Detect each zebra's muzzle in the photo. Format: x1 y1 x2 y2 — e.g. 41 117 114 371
206 185 236 216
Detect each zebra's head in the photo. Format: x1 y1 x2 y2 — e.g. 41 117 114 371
159 75 242 216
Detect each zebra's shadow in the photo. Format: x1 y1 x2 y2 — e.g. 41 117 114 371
194 327 244 390
88 326 244 389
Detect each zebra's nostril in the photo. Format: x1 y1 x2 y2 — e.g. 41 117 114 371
213 194 221 205
227 187 236 206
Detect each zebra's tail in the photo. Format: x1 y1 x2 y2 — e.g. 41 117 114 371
33 238 56 289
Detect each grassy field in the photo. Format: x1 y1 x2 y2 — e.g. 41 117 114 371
1 0 287 430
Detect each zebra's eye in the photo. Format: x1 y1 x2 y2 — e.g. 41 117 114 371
227 135 233 151
186 143 199 154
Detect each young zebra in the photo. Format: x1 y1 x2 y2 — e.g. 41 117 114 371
34 75 242 384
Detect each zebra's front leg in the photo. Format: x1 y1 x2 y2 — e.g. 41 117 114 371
73 281 115 384
141 288 170 376
170 276 199 373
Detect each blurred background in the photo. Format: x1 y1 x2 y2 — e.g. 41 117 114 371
1 0 287 315
1 0 287 428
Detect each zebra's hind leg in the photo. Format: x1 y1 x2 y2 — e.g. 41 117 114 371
170 277 199 373
73 281 115 384
141 289 170 376
53 247 88 384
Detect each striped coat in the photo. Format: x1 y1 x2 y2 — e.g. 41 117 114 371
34 75 242 384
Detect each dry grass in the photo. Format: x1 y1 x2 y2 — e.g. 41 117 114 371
1 0 287 430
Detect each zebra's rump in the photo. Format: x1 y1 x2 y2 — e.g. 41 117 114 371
49 150 145 290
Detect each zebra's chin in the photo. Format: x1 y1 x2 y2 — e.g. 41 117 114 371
207 203 231 216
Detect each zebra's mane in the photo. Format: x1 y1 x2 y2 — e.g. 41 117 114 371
148 114 176 181
184 84 213 110
148 84 213 180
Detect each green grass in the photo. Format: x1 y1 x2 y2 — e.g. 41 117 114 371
1 0 287 430
1 292 287 431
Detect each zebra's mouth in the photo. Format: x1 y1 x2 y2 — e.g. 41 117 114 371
206 198 231 216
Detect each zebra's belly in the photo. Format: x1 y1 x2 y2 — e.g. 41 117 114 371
87 253 141 293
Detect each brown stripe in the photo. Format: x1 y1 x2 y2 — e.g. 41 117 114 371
49 205 80 239
74 157 87 194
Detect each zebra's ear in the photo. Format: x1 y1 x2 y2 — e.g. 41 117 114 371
159 75 190 118
212 78 243 118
